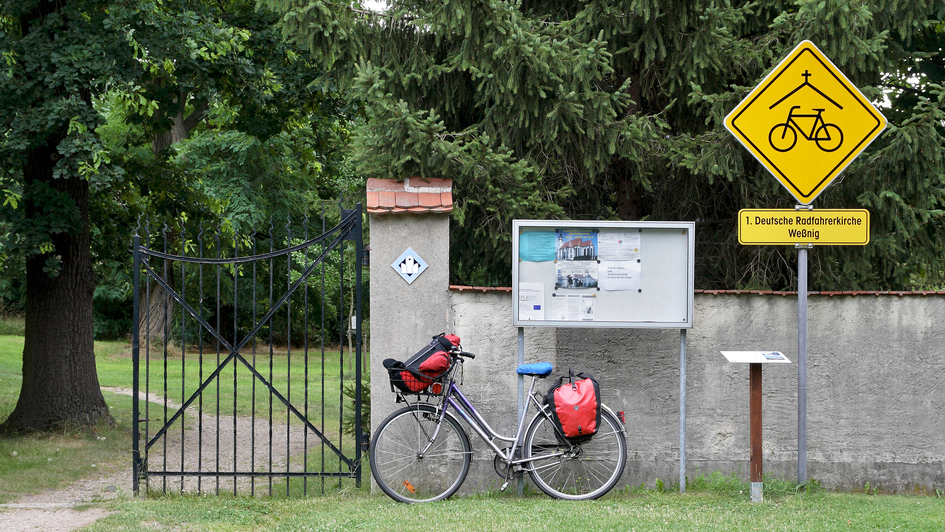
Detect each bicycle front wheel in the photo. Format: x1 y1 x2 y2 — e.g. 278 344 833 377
523 406 627 500
370 404 471 503
768 123 797 152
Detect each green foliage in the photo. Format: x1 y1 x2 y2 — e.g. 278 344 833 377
0 0 362 433
269 0 945 290
654 477 666 493
342 373 369 439
0 315 24 337
1 0 361 341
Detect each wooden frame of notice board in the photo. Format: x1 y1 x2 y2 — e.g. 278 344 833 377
512 220 695 328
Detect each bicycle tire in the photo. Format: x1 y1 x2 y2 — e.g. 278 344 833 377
768 123 797 152
523 405 627 500
814 123 843 152
370 404 471 503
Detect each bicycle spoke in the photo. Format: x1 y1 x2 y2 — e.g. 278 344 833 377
370 404 471 503
524 407 626 500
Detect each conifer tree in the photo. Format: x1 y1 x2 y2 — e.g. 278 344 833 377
270 0 945 289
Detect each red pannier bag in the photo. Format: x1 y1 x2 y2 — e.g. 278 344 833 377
545 369 601 444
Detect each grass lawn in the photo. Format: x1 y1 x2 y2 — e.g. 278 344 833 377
80 485 945 532
0 336 133 504
1 333 944 531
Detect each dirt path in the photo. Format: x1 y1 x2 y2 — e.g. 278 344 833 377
0 387 320 531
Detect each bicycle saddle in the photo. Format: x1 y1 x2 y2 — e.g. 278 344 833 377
516 362 553 377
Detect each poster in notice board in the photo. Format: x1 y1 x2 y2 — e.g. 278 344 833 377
512 220 695 328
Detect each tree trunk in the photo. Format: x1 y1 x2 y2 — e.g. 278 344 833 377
615 73 648 220
138 276 177 344
0 134 112 433
150 101 208 155
138 101 204 340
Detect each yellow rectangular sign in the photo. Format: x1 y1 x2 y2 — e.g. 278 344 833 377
738 209 869 245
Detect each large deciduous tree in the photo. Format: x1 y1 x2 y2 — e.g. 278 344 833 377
0 0 334 432
269 0 945 289
0 0 130 431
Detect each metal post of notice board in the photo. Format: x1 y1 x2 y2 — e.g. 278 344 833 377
517 327 525 496
679 329 687 493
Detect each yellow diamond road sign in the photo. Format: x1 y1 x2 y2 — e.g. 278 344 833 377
725 41 887 204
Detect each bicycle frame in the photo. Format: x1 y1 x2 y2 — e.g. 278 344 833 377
786 106 828 140
420 370 566 478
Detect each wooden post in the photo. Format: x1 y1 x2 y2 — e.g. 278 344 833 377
749 362 763 502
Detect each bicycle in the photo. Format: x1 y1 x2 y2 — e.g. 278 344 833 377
768 105 843 153
369 338 627 503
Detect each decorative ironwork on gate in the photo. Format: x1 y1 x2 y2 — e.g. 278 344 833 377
131 205 364 496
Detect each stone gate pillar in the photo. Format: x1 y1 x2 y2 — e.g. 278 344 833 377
366 177 453 427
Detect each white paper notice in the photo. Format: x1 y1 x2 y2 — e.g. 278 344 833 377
599 260 642 291
518 282 545 320
552 294 596 321
599 232 641 261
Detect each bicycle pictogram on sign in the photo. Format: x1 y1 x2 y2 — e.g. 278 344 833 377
767 71 843 153
724 41 886 204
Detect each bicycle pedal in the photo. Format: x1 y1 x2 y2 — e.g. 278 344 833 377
499 481 509 492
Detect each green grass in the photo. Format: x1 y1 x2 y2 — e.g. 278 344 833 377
0 336 133 504
75 486 945 532
98 341 362 419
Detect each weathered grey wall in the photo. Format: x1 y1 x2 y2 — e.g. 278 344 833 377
426 290 944 494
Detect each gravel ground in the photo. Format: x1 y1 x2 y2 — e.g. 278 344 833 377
0 387 320 531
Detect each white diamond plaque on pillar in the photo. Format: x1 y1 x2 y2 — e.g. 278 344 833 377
391 247 428 284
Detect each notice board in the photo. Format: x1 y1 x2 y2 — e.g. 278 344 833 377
512 220 695 328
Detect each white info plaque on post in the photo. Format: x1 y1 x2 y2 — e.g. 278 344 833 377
720 351 792 364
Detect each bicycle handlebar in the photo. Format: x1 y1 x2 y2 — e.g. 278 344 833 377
454 350 475 359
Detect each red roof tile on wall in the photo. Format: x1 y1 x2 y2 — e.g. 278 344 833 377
367 178 453 214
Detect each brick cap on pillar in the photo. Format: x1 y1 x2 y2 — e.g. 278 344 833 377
366 177 453 214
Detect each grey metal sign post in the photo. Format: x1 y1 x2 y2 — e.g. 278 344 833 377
725 41 887 488
797 237 811 485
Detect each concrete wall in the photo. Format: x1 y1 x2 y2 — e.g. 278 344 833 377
431 290 945 494
368 213 452 427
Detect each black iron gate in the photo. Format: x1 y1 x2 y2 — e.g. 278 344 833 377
131 205 364 496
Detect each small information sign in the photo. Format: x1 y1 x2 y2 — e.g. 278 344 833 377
738 209 869 245
721 351 792 364
391 247 428 284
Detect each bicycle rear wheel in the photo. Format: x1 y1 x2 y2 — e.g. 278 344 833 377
370 404 471 503
523 406 627 500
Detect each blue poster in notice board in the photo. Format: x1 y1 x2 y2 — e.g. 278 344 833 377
519 231 556 261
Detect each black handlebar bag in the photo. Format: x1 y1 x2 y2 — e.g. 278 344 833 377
383 334 460 394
